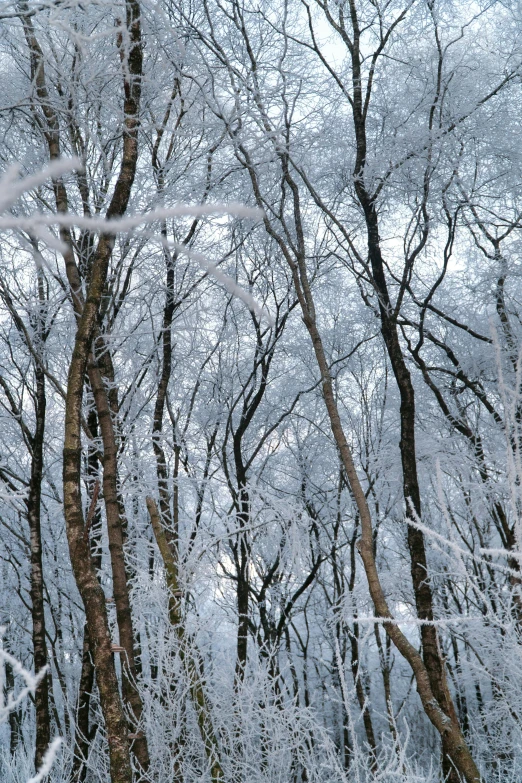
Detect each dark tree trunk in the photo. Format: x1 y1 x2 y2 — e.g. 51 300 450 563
234 488 250 686
71 625 96 783
87 354 149 771
62 0 142 779
71 409 102 783
152 251 176 531
344 5 467 772
27 363 50 771
6 658 22 755
358 195 462 783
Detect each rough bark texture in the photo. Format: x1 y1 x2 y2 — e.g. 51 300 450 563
6 658 22 755
64 356 132 783
61 1 143 780
27 362 51 771
234 489 250 686
71 410 102 783
87 355 149 770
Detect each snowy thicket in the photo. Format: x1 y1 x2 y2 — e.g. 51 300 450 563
0 1 521 781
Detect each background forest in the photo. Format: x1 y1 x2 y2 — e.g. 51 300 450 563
0 0 521 781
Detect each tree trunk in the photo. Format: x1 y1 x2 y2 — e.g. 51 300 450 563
146 497 224 782
71 624 96 783
71 408 102 783
6 657 22 756
255 167 482 778
87 354 149 771
235 488 250 686
27 362 51 771
360 200 462 781
63 249 133 782
62 0 142 778
344 4 469 771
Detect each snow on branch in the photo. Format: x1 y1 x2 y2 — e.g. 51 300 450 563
0 628 62 781
26 739 63 783
0 159 272 322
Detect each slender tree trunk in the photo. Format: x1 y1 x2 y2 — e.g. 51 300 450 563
15 17 55 764
343 5 468 772
71 624 96 783
295 264 480 779
71 410 102 783
375 625 398 745
6 657 22 755
235 488 250 686
86 354 149 770
349 627 377 763
333 511 376 766
146 497 224 782
62 0 142 778
152 251 176 530
27 362 51 771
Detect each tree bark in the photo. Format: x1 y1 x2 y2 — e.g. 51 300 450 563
86 355 149 771
71 624 96 783
62 0 142 779
27 361 51 771
63 232 135 782
71 409 102 783
152 250 177 530
6 658 22 755
234 489 250 686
